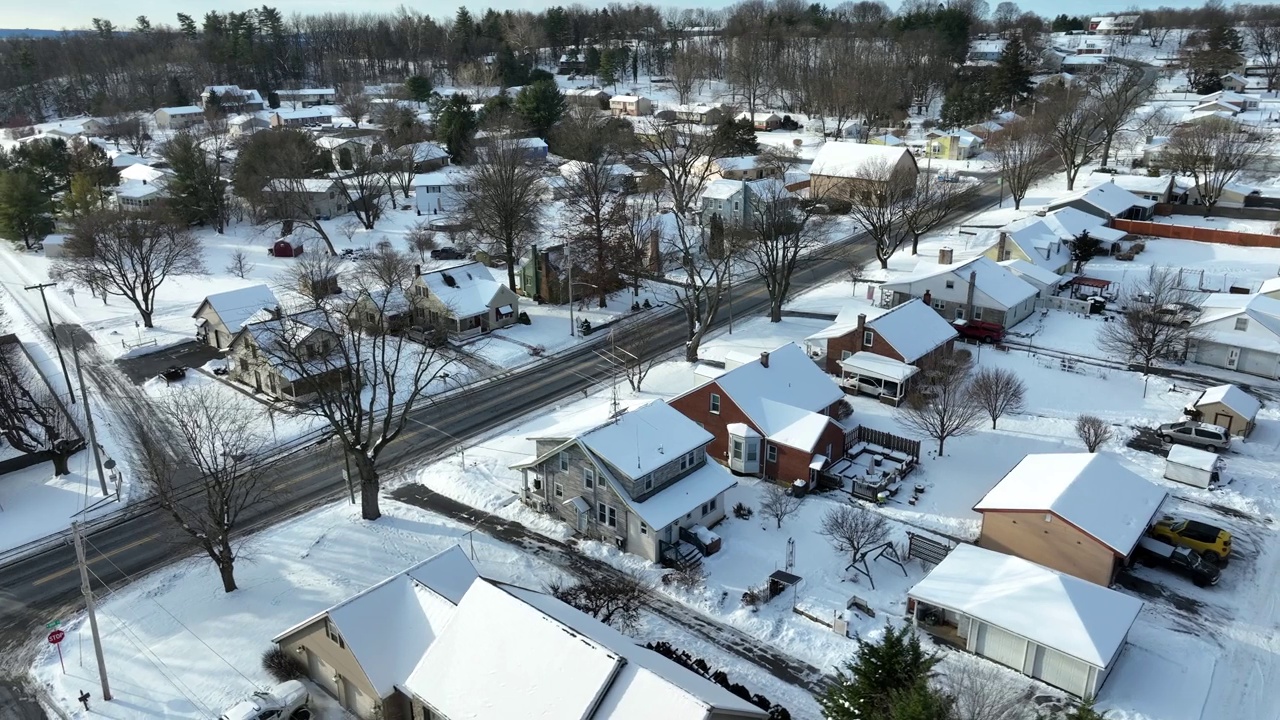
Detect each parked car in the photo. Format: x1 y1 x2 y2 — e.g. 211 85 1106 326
1135 536 1221 587
431 247 466 260
1150 303 1199 327
1149 515 1233 563
951 319 1004 343
1158 420 1230 452
218 681 310 720
161 365 187 383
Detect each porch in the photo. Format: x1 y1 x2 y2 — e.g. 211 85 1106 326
910 599 969 651
837 352 918 407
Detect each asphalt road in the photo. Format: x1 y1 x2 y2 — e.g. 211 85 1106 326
0 176 1005 687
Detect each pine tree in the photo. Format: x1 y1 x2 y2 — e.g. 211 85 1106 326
713 118 759 155
515 80 567 139
888 682 956 720
1187 25 1244 94
435 94 479 162
0 170 55 249
819 623 941 720
990 37 1033 106
405 75 434 103
1061 697 1108 720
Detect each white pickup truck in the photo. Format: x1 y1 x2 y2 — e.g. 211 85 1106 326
219 681 311 720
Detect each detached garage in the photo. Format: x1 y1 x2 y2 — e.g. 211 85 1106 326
1185 384 1259 437
908 544 1143 699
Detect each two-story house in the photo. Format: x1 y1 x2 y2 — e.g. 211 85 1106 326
412 167 469 215
410 262 519 336
276 87 337 107
879 255 1038 329
669 343 851 486
192 284 281 349
1189 292 1280 379
511 401 738 568
608 94 653 116
200 85 266 112
699 178 790 227
809 143 918 203
227 308 349 402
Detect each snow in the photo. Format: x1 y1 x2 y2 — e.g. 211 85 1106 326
579 401 713 478
1165 445 1219 473
702 342 844 419
702 178 741 200
755 399 833 451
908 544 1143 668
628 463 738 529
725 423 759 438
1046 183 1155 217
882 256 1038 311
809 142 912 179
1042 206 1128 243
1194 384 1261 419
862 298 958 363
195 284 280 336
158 105 204 115
419 261 509 318
841 352 918 383
973 453 1168 555
1194 294 1280 355
1084 172 1174 196
999 259 1062 288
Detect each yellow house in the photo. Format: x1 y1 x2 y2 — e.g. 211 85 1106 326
923 129 984 160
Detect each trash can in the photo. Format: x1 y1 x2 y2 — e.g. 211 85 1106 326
1087 296 1106 315
791 479 808 498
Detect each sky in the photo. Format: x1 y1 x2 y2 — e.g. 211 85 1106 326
3 0 1208 34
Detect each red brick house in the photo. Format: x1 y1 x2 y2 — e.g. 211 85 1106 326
804 298 958 404
669 343 851 486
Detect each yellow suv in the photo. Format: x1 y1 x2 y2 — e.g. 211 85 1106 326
1148 516 1232 564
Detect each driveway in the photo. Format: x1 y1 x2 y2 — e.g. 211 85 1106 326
114 341 223 384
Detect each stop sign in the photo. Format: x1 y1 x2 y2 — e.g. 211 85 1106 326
47 630 65 644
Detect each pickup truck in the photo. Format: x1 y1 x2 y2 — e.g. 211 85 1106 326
951 319 1004 344
1135 536 1221 587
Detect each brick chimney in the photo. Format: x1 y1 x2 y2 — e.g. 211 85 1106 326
996 232 1009 261
856 314 867 349
922 290 932 308
938 247 954 265
760 351 769 368
966 271 978 320
414 264 422 277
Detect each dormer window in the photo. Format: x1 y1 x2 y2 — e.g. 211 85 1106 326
1235 317 1249 331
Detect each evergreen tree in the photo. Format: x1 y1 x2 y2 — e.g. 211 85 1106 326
404 75 434 103
1187 25 1244 94
483 92 514 120
941 73 998 128
63 172 105 219
0 171 54 249
713 118 759 155
632 50 639 84
453 7 476 63
1060 697 1108 720
515 80 567 138
1051 14 1084 32
167 76 191 107
819 623 941 720
14 138 71 196
177 13 199 38
888 682 956 720
161 132 228 231
990 37 1033 105
584 46 602 74
495 44 529 88
435 94 479 162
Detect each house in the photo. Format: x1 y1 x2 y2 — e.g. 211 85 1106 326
152 106 205 131
965 120 1005 139
868 133 906 148
410 262 518 336
348 288 414 334
1195 90 1260 113
192 285 281 349
608 94 653 116
669 343 850 485
564 87 611 110
908 544 1142 699
1044 183 1154 221
1088 14 1139 34
974 452 1168 586
879 255 1038 329
1185 384 1259 437
200 85 265 112
1060 55 1111 73
511 401 739 566
512 136 549 162
113 164 171 211
699 178 790 227
707 155 780 181
1041 206 1129 248
998 260 1062 298
1220 73 1250 92
274 545 770 720
804 299 957 404
411 167 469 215
984 217 1073 275
559 161 636 193
227 309 348 402
923 129 984 160
228 114 271 136
557 51 587 74
968 38 1007 62
316 134 384 169
671 104 726 125
276 88 337 107
270 108 331 128
1184 181 1259 207
736 111 781 131
397 141 450 172
809 143 918 202
1085 172 1176 204
262 178 347 220
1189 293 1280 379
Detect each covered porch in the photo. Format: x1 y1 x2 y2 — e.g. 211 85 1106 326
838 352 919 406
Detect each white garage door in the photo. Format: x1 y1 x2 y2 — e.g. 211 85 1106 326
307 649 340 700
1031 645 1092 698
1192 342 1232 369
974 622 1026 669
1239 348 1280 379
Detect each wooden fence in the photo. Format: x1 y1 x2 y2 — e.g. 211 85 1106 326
1112 218 1280 249
852 425 921 462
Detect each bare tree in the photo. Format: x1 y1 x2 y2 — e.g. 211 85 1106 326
334 148 391 231
943 661 1029 720
897 356 983 455
841 157 915 270
967 366 1027 429
460 124 544 290
280 250 344 308
0 340 79 476
1159 117 1270 213
254 249 454 520
337 85 371 126
818 505 890 567
225 250 254 279
1037 83 1107 191
257 137 339 254
759 483 803 529
547 570 650 633
561 153 630 309
105 113 150 156
619 189 665 294
629 119 726 216
988 119 1052 210
609 323 662 393
1244 13 1280 92
669 46 707 104
406 222 438 261
846 258 869 295
725 31 774 119
55 210 205 328
1074 414 1113 452
1097 268 1206 374
670 212 733 361
125 386 273 593
905 175 980 255
1091 65 1155 168
739 181 827 322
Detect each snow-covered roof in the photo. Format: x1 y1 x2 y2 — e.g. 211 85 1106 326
273 108 330 120
109 153 146 168
411 166 468 187
1041 206 1127 243
1002 217 1070 271
1086 173 1172 196
564 87 609 98
865 298 957 362
810 142 913 180
736 111 780 121
515 137 548 150
975 453 1167 555
839 352 918 382
756 398 835 451
264 178 336 194
624 461 738 529
609 95 647 103
119 164 169 183
579 401 713 478
114 182 166 200
1194 294 1280 354
1061 55 1110 66
882 256 1037 311
158 105 204 116
999 259 1062 288
706 342 844 423
1166 444 1218 472
418 262 508 318
969 39 1008 54
715 155 764 172
277 87 337 96
1195 384 1260 418
203 85 264 104
702 178 742 201
871 133 905 146
726 422 760 438
401 141 448 163
194 284 280 334
908 544 1142 668
1046 183 1154 217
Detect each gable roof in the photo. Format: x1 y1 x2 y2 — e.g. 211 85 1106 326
882 256 1037 311
412 166 469 188
865 298 959 362
193 284 280 334
1195 384 1260 418
908 544 1142 667
578 401 713 478
1002 217 1071 271
1040 206 1128 243
975 453 1167 555
418 261 509 318
1046 183 1154 217
1193 293 1280 353
810 142 915 180
706 342 844 419
999 258 1062 288
702 178 743 201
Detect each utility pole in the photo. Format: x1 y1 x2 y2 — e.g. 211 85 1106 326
72 521 112 702
23 283 74 403
566 239 575 337
71 339 110 497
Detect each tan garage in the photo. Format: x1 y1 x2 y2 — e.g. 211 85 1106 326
1185 384 1259 437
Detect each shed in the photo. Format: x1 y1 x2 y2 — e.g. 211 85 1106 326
908 544 1142 700
1163 445 1221 489
272 239 304 258
1186 384 1259 437
41 235 66 258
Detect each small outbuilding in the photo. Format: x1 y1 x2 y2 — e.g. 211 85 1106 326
908 544 1142 700
1163 445 1222 489
272 239 305 258
1185 384 1259 437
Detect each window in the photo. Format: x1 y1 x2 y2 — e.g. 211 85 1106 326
932 298 945 310
325 619 345 648
554 482 563 498
863 330 874 346
1236 317 1249 331
945 280 955 289
640 522 648 535
767 445 778 463
747 441 758 463
701 497 717 516
972 306 983 320
840 350 852 360
709 393 721 414
532 476 543 491
955 307 965 320
732 439 743 461
645 476 654 491
597 502 618 528
583 467 595 489
559 452 569 471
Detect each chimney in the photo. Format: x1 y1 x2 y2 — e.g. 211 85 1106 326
966 271 977 321
938 247 954 265
856 314 867 349
922 289 932 307
414 263 422 277
760 351 769 368
996 232 1009 261
271 305 282 319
